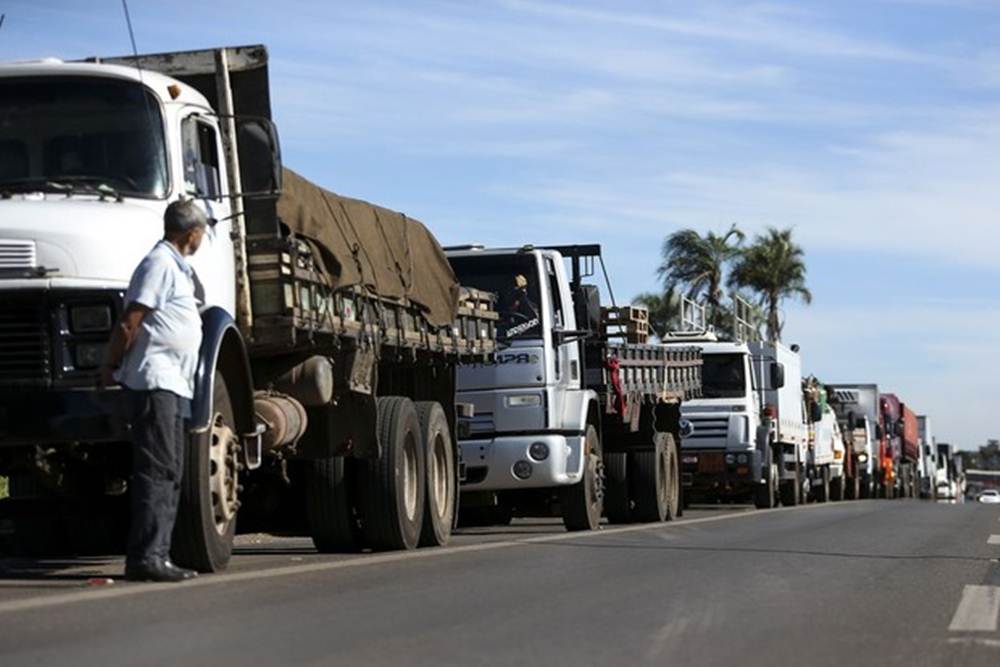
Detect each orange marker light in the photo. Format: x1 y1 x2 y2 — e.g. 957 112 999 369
167 84 182 100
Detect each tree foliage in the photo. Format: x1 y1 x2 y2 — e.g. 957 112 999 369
656 224 744 329
728 227 811 342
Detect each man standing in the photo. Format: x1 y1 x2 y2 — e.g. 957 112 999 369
101 200 207 582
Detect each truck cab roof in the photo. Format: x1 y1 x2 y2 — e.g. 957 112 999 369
0 60 210 109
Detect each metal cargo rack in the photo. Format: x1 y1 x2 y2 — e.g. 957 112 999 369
245 235 498 360
602 343 702 402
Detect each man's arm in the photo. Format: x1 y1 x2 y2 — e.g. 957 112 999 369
98 303 151 388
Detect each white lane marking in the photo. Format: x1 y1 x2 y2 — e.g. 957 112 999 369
988 535 1000 545
949 586 1000 632
947 637 1000 649
0 501 836 616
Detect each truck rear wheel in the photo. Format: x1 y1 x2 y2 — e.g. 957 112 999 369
416 401 455 547
561 425 603 531
305 456 362 552
603 451 631 524
361 396 425 551
172 371 238 573
630 432 679 523
779 463 801 507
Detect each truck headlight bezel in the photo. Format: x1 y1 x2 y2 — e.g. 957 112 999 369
70 304 113 333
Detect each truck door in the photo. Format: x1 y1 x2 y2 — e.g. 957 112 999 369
544 255 583 431
179 112 235 314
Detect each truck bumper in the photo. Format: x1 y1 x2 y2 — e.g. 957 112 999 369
0 387 128 447
681 449 762 497
459 433 585 491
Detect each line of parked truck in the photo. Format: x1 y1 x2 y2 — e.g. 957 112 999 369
660 300 958 508
0 43 956 573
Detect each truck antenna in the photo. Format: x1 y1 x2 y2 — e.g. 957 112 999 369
119 0 167 191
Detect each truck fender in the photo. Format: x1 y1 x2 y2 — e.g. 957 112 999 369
191 307 256 441
560 388 600 434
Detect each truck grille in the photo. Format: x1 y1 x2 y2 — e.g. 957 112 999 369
0 240 37 270
686 416 729 440
0 299 50 385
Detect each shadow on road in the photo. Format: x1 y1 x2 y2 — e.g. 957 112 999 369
0 556 118 586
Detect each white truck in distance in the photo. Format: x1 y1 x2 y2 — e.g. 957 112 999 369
663 331 809 509
446 244 701 530
803 379 850 502
918 415 937 499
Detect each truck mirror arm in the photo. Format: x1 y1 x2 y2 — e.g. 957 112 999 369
553 328 592 346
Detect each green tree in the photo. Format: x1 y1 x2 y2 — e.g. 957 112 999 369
656 224 744 329
728 227 811 342
633 289 680 338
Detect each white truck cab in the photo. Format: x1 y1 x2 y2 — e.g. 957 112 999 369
664 332 808 509
448 246 592 493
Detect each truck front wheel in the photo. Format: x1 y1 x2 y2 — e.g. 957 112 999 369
754 454 778 509
172 370 238 573
561 425 603 531
630 432 679 523
361 396 425 550
779 463 802 507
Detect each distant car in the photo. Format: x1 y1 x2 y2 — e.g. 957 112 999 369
977 489 1000 504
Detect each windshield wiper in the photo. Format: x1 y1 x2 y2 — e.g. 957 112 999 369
0 176 124 202
46 178 124 203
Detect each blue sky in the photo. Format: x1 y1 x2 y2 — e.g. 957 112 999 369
3 0 999 449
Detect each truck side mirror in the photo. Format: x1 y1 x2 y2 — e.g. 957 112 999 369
769 362 785 389
236 117 282 197
894 421 904 437
874 424 884 440
809 402 823 423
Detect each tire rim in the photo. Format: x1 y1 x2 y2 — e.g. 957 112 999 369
658 445 669 511
429 433 449 519
402 433 419 522
208 412 239 534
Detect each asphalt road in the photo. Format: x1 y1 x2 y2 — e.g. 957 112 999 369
0 499 998 666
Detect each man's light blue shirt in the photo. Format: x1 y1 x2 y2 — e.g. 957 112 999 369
115 240 203 399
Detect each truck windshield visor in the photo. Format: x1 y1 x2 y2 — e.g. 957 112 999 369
0 76 169 198
701 353 747 398
449 254 543 340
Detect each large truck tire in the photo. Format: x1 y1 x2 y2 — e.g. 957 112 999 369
815 467 830 503
830 473 844 501
630 432 679 523
305 456 362 552
172 371 238 573
754 451 778 510
603 451 631 524
361 396 425 551
415 401 455 547
779 463 801 507
561 425 603 531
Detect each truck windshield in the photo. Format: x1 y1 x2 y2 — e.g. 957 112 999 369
701 353 747 398
0 76 168 198
449 254 543 340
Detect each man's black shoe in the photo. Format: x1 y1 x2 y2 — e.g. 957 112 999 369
162 560 198 580
124 558 196 583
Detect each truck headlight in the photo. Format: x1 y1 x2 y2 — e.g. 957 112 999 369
736 453 748 464
858 453 869 463
70 305 112 333
679 419 694 438
505 394 542 408
725 454 736 464
512 460 533 479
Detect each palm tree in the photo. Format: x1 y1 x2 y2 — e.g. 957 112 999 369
728 227 811 342
656 224 744 328
633 289 680 339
